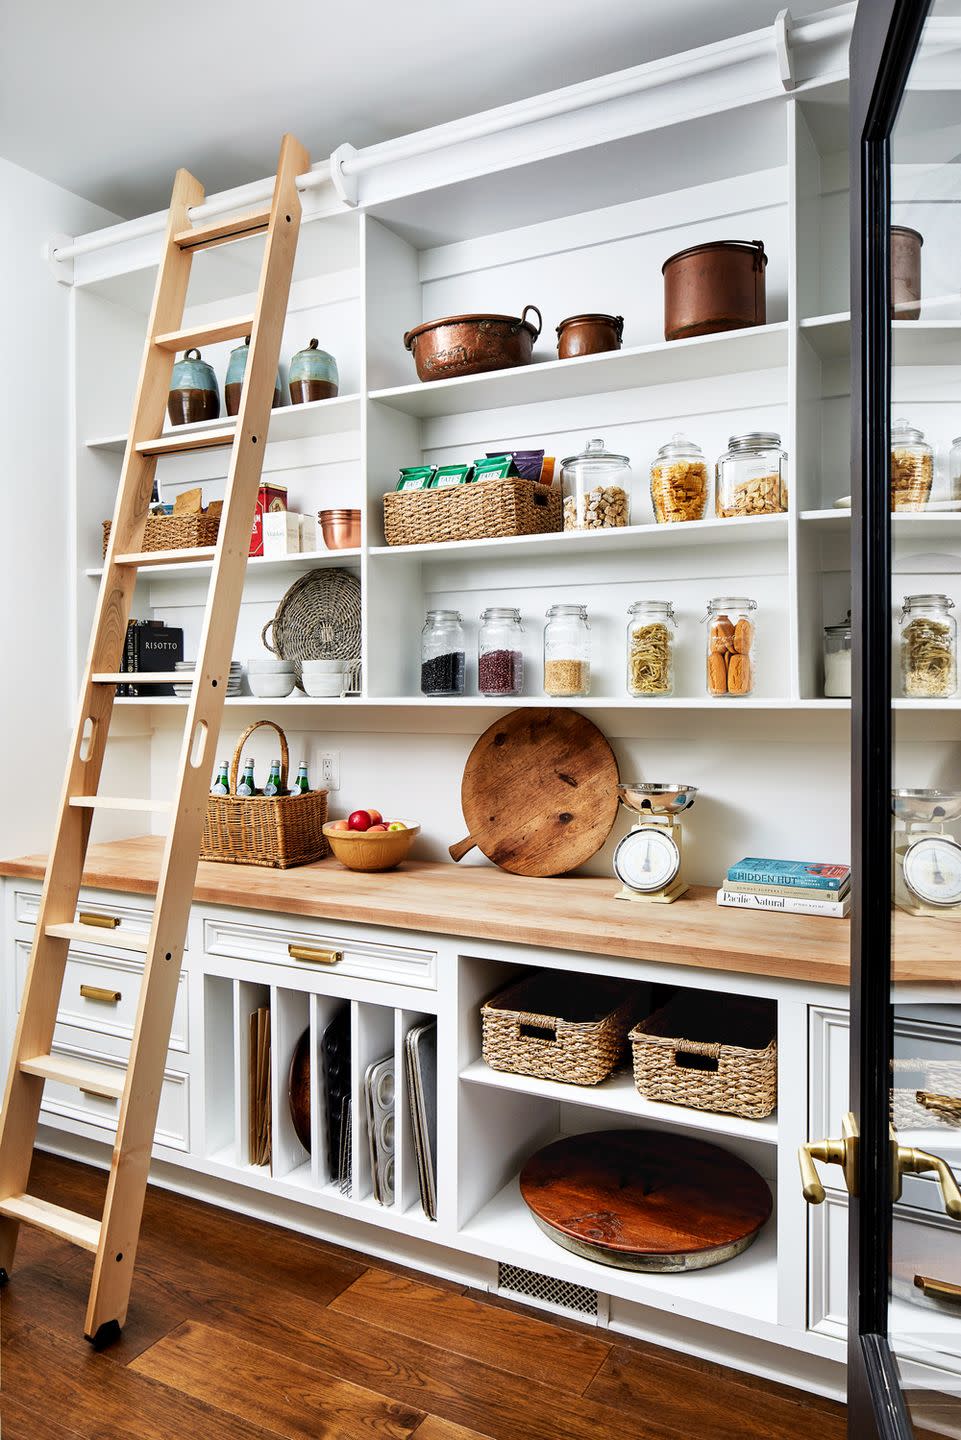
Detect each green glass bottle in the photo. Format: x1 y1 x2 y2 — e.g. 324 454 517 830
293 762 310 796
264 760 283 797
237 758 257 797
211 760 229 797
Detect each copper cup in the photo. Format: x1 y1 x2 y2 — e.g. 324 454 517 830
320 509 361 549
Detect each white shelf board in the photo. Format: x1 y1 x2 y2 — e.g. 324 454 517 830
801 508 961 539
112 694 847 712
799 313 961 367
460 1060 778 1144
369 323 789 419
84 547 361 582
798 313 850 360
370 513 788 563
86 392 362 453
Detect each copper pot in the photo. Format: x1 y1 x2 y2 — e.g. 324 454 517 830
891 225 922 321
320 509 361 550
556 313 624 359
662 240 767 342
403 306 542 382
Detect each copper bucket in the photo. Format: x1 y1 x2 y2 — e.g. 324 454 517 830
662 240 767 342
891 225 922 321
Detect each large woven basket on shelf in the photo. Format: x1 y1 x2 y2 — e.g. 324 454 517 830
200 721 329 869
262 568 361 689
102 513 220 557
482 973 637 1087
630 993 777 1119
383 477 562 547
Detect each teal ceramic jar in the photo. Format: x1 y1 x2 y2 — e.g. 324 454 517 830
168 348 220 425
288 338 339 404
224 337 282 416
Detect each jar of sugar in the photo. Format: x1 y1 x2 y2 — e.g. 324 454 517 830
823 614 852 698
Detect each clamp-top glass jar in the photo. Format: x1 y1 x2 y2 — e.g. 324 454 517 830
705 596 757 697
544 604 591 696
627 601 676 697
650 434 708 523
561 438 631 531
891 419 934 510
478 607 525 696
899 593 957 698
715 432 787 517
421 609 466 696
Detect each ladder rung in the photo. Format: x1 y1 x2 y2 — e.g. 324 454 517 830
45 922 150 953
92 672 189 685
154 315 254 352
137 428 235 458
114 546 218 567
69 796 173 814
174 207 272 251
0 1194 101 1252
20 1053 125 1100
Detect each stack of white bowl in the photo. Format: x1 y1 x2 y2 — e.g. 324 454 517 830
302 658 346 697
174 660 243 698
247 656 296 698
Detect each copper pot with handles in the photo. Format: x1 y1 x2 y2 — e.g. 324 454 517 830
404 306 542 382
662 240 767 342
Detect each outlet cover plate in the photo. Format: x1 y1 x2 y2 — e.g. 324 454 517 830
319 751 340 791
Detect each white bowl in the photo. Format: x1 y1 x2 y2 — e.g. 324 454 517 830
301 658 346 675
248 674 297 698
303 675 345 697
247 656 296 674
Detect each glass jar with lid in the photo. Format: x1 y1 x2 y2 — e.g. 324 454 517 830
891 418 934 510
715 433 788 517
947 437 961 504
899 594 957 698
421 609 466 696
823 612 852 698
627 600 676 697
650 434 708 523
544 604 591 696
478 607 525 697
704 596 757 697
561 437 631 531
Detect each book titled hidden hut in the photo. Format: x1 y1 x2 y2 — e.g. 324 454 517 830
725 858 850 892
119 620 184 697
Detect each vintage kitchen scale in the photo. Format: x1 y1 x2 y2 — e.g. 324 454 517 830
892 788 961 918
613 783 698 903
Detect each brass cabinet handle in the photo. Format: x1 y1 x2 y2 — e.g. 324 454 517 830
916 1090 961 1118
799 1112 859 1203
80 985 121 1005
78 912 120 929
287 943 343 965
915 1274 961 1304
79 1089 117 1102
896 1144 961 1219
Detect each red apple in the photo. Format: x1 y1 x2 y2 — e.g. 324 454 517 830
366 809 384 825
347 809 372 832
387 821 407 832
367 823 389 832
327 819 350 831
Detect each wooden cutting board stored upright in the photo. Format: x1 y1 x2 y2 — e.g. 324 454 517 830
449 707 619 876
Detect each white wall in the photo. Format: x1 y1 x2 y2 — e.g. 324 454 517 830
0 157 118 858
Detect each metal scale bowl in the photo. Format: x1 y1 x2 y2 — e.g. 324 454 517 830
891 788 961 917
613 783 698 903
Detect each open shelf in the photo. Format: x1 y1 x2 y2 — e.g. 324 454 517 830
111 694 849 712
86 392 362 453
84 547 361 582
800 312 961 367
801 508 961 537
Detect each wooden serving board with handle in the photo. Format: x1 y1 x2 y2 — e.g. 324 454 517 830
449 707 619 876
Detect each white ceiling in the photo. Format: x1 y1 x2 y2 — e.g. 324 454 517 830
0 0 849 219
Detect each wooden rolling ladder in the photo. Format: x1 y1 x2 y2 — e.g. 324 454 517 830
0 133 310 1344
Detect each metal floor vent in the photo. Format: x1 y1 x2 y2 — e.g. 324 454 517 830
496 1262 600 1321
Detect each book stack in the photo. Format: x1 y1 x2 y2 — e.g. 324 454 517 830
118 620 184 697
717 858 851 919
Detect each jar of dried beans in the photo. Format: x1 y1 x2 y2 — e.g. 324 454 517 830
561 437 631 531
627 600 676 697
704 596 757 698
891 419 934 511
544 604 591 697
650 434 708 523
421 609 466 696
715 432 787 518
899 593 957 698
478 607 525 696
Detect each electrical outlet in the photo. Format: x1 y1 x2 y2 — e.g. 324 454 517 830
319 751 340 791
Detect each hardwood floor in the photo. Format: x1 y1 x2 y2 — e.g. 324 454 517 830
0 1152 848 1440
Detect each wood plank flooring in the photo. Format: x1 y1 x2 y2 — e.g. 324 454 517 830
0 1152 848 1440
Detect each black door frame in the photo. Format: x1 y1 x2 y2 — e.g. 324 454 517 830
849 1 931 1435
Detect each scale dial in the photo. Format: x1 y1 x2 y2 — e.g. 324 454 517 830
614 826 681 893
903 834 961 908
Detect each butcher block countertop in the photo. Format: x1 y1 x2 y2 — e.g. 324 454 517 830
2 835 958 989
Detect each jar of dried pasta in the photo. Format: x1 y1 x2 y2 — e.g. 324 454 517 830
891 419 934 511
899 593 957 698
650 434 708 523
627 600 676 697
704 596 757 698
715 432 787 518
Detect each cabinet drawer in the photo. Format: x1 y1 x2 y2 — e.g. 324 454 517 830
14 889 179 948
204 916 436 990
14 939 188 1054
38 1038 189 1152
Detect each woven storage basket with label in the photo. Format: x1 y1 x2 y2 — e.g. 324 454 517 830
201 720 329 869
384 478 561 546
630 993 777 1118
103 513 220 557
481 973 637 1086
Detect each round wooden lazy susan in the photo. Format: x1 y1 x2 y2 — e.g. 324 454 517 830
519 1129 773 1272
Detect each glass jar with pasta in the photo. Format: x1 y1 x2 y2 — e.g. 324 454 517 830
704 596 757 698
898 593 957 698
650 434 708 523
626 600 676 697
891 419 934 511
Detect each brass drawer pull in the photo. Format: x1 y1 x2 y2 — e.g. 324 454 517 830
916 1090 961 1117
79 1089 117 1103
915 1274 961 1304
80 985 122 1005
78 912 120 930
287 943 343 966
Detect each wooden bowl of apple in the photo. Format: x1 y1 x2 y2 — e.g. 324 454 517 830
323 810 420 872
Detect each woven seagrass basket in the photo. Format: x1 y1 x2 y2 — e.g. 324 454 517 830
383 477 561 547
103 513 220 558
262 569 362 690
200 720 329 869
482 973 637 1087
630 993 777 1119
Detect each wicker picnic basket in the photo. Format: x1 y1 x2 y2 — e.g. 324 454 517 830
629 993 777 1119
482 973 637 1086
103 512 221 558
200 720 329 869
383 477 562 547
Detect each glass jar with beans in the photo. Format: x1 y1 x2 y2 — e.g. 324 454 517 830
478 607 525 696
421 609 466 696
704 596 757 698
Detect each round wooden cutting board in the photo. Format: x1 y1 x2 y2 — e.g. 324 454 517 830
287 1027 311 1152
520 1129 773 1271
449 708 619 876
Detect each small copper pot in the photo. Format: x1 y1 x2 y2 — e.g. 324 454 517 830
320 509 361 550
556 313 624 359
662 240 767 342
404 306 542 382
891 225 922 320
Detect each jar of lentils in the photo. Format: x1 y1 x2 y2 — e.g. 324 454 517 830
544 604 591 697
650 434 708 522
478 607 525 696
715 432 788 517
421 609 466 696
899 593 957 698
891 419 934 511
627 600 676 697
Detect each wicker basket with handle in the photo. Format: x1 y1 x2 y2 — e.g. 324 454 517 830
383 477 562 547
200 720 329 869
629 993 777 1119
103 513 221 558
481 973 637 1086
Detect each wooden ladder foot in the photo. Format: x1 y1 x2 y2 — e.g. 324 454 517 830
85 1318 122 1350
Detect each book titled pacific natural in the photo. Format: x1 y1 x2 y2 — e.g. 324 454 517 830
717 889 851 918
